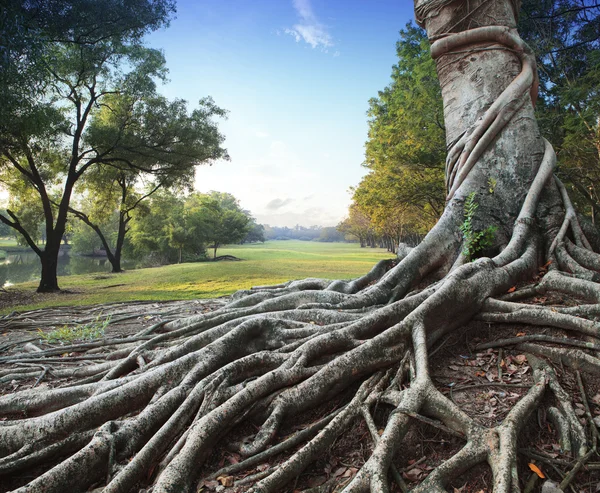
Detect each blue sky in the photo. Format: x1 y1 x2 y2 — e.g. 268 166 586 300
147 0 415 227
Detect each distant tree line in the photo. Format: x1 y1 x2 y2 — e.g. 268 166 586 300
341 1 600 254
263 225 348 243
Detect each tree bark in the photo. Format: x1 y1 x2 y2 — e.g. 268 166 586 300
37 245 60 292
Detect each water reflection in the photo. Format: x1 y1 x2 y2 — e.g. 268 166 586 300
0 250 139 287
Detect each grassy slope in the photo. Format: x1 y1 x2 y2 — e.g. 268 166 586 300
1 241 395 313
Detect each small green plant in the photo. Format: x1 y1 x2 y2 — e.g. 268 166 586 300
460 192 497 260
38 315 110 344
487 177 497 194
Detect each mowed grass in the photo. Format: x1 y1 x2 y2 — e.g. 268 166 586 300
0 238 23 250
2 241 395 313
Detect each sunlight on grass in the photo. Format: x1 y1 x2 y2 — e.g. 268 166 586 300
2 241 395 313
38 315 111 343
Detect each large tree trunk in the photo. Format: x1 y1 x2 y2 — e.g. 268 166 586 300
110 213 128 273
37 246 60 293
2 1 600 492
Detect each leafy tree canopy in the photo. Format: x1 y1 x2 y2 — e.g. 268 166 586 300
0 0 228 290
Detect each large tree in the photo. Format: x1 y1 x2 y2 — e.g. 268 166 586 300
67 95 228 273
4 1 600 492
351 24 445 253
0 0 184 291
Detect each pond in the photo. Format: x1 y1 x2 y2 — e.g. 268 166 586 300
0 249 139 287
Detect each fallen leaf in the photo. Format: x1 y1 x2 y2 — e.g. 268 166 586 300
403 468 423 482
308 475 327 487
529 463 545 478
216 476 233 487
514 354 528 364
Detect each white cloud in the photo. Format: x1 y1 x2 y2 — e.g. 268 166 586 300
266 197 294 210
255 207 341 228
285 0 333 50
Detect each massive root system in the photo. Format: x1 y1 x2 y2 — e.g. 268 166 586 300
2 1 600 492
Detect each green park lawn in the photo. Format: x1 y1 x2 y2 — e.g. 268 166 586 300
1 241 395 313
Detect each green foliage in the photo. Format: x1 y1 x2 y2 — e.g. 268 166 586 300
365 23 446 173
128 190 196 263
69 93 227 270
347 24 445 250
460 193 497 260
186 192 251 258
0 0 230 289
128 190 252 263
244 222 266 243
520 1 600 217
38 315 111 344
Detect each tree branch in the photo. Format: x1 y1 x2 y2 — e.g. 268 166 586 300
0 211 42 257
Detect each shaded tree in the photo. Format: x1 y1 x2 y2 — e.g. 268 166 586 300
0 0 177 291
127 190 204 264
520 0 600 218
243 221 266 243
67 94 228 272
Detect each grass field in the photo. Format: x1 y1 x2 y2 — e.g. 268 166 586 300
1 241 395 313
0 237 29 258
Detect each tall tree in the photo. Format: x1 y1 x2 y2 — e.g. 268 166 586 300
350 24 445 248
0 0 180 291
363 23 445 213
68 94 228 272
6 2 600 492
186 192 251 259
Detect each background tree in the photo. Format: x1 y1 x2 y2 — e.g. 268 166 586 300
336 204 377 247
345 23 445 248
127 190 203 265
243 221 266 243
186 192 251 259
68 94 228 272
0 0 179 291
